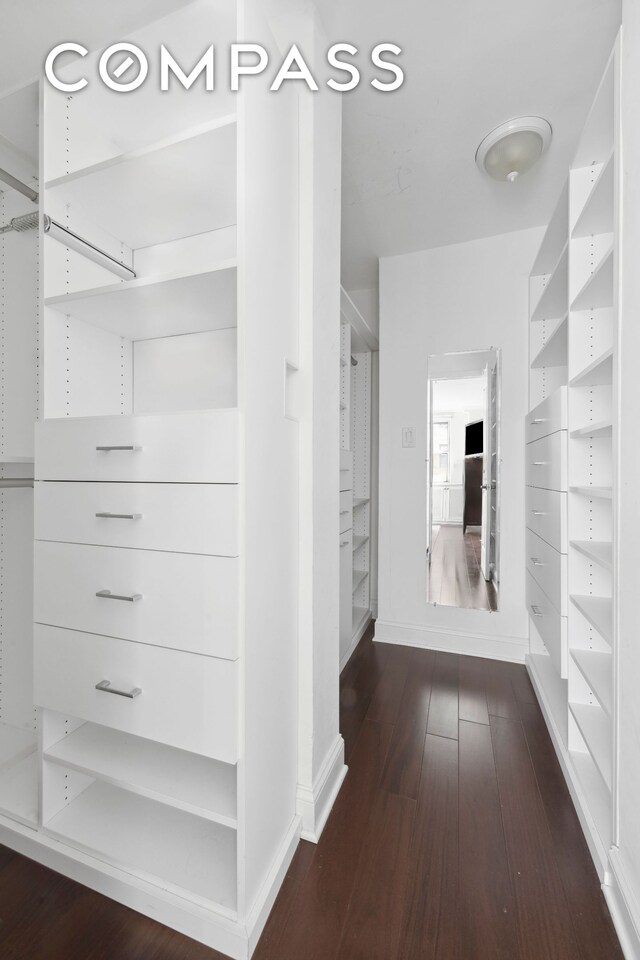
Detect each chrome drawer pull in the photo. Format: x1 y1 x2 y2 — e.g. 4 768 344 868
95 512 142 520
531 510 547 516
96 679 142 699
340 539 350 547
95 445 141 452
96 589 142 603
530 558 545 566
530 605 544 617
532 461 548 466
532 418 547 424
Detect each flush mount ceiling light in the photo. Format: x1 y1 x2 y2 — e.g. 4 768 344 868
476 117 552 183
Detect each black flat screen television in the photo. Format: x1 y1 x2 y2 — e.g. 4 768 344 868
465 419 483 456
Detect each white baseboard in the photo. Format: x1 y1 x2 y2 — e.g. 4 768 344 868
340 611 373 673
247 815 302 956
605 850 640 960
374 619 527 663
296 734 347 842
0 811 301 960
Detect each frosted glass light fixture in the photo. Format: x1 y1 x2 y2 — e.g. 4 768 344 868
475 117 552 183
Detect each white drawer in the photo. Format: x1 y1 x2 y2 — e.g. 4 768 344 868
34 541 238 660
340 490 352 534
527 572 567 678
526 486 567 553
35 410 238 483
340 468 353 493
526 387 567 443
34 625 238 762
35 482 238 556
526 431 567 492
526 528 567 616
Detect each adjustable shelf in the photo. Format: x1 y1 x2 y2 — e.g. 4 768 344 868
45 261 237 341
527 653 569 745
44 779 238 912
572 152 614 239
569 701 612 791
571 649 612 715
570 420 612 440
44 723 237 827
531 315 568 369
531 245 569 322
46 121 237 250
353 535 370 552
531 183 569 276
570 485 612 500
570 595 612 646
0 752 38 826
571 243 614 311
570 540 612 570
569 348 613 388
353 498 370 508
569 749 612 850
352 569 368 593
352 606 370 636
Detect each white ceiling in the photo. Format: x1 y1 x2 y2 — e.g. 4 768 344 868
317 0 622 290
433 376 485 416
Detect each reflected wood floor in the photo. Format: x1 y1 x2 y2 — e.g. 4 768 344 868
428 524 498 611
0 629 623 960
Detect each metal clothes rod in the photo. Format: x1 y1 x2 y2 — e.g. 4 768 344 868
0 478 34 488
0 165 38 204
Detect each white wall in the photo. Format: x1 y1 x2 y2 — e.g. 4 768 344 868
377 227 543 661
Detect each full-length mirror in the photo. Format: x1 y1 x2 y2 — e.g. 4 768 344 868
426 349 500 610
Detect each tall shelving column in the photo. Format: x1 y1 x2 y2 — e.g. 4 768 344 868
525 184 570 741
566 41 618 860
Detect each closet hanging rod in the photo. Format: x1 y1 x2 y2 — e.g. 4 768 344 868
0 478 34 488
0 211 136 281
0 166 38 204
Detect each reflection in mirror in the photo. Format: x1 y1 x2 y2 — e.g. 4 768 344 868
426 349 500 611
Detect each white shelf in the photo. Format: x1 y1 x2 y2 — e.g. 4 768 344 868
531 245 569 322
570 420 612 439
569 701 612 791
46 120 237 250
570 595 612 646
569 348 613 387
571 244 614 311
527 653 568 746
570 540 612 570
353 498 370 508
352 569 368 593
45 723 237 827
531 315 568 368
0 752 38 827
352 605 370 636
572 151 614 239
45 780 237 912
570 485 612 500
353 535 370 552
571 649 612 715
45 261 237 341
570 749 612 850
531 182 569 276
0 723 37 767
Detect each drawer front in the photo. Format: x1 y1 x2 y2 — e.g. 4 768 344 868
35 410 238 483
340 467 353 493
35 541 238 660
34 625 238 762
526 528 567 616
339 490 352 534
527 573 567 678
35 482 238 557
526 387 567 443
526 431 567 492
526 486 567 553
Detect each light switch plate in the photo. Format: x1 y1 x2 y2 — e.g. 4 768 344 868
402 426 416 448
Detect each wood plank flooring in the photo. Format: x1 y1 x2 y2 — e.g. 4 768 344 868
428 525 498 611
0 628 623 960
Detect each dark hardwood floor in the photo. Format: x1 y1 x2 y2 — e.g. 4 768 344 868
0 628 623 960
428 525 498 611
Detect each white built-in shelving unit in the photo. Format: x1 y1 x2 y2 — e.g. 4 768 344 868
0 2 317 957
338 289 378 671
526 36 620 877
